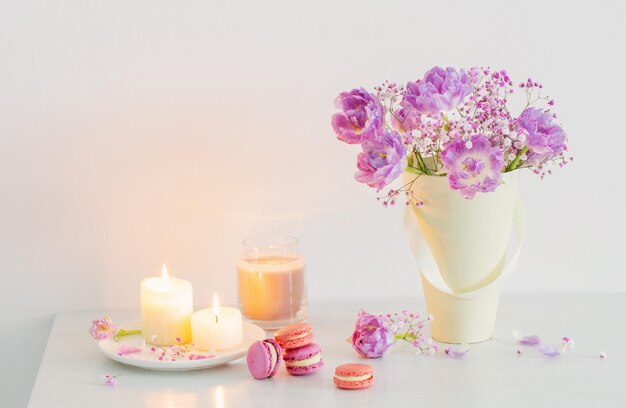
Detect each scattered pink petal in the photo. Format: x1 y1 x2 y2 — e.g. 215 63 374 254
518 335 541 346
538 344 561 357
188 354 215 360
600 352 607 359
513 329 541 346
562 337 575 350
103 373 118 387
445 347 469 358
117 345 142 356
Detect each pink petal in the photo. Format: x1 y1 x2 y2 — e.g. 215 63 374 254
518 335 541 346
117 345 142 356
538 344 561 357
445 347 469 358
188 354 215 360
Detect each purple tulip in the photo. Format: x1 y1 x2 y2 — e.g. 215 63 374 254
351 309 395 358
440 134 505 199
519 107 566 163
391 105 421 133
355 129 407 191
331 88 384 144
402 66 473 114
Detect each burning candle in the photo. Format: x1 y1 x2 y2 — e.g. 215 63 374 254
191 293 243 351
237 235 307 329
140 265 193 345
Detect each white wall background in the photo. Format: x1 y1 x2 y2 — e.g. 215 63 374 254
1 0 625 406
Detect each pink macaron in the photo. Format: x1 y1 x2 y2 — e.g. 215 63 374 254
246 339 282 380
274 322 314 350
333 363 374 389
283 343 323 375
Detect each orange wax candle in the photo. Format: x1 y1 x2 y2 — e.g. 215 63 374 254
237 254 306 321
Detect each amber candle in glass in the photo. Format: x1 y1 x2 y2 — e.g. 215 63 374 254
237 235 307 330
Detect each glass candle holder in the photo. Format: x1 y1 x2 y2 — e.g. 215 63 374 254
237 235 307 330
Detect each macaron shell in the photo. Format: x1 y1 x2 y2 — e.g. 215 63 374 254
246 339 282 380
333 375 374 389
274 323 314 349
283 342 321 361
279 332 314 349
265 339 283 377
283 343 323 376
333 363 374 389
286 359 323 375
283 343 324 375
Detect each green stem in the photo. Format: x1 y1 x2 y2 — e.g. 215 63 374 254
395 333 417 341
414 150 432 175
406 153 428 175
405 165 422 175
506 146 528 172
113 329 142 342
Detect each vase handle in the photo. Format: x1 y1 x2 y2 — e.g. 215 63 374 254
403 194 526 300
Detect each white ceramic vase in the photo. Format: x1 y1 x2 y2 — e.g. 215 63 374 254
403 170 525 344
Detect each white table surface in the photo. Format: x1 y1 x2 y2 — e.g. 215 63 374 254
28 294 626 408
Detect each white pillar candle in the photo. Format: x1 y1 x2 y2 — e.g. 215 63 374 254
191 293 243 351
141 265 193 346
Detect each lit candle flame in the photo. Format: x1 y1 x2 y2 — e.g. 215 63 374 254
213 293 220 323
161 264 170 283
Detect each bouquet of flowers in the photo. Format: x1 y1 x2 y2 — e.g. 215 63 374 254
331 66 571 203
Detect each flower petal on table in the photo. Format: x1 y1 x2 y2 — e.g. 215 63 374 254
188 354 215 360
117 345 142 356
519 335 541 345
513 329 541 346
445 347 469 358
538 344 561 357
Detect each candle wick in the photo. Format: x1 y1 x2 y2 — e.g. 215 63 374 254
215 315 219 323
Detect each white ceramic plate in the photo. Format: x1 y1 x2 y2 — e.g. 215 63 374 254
98 321 266 371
